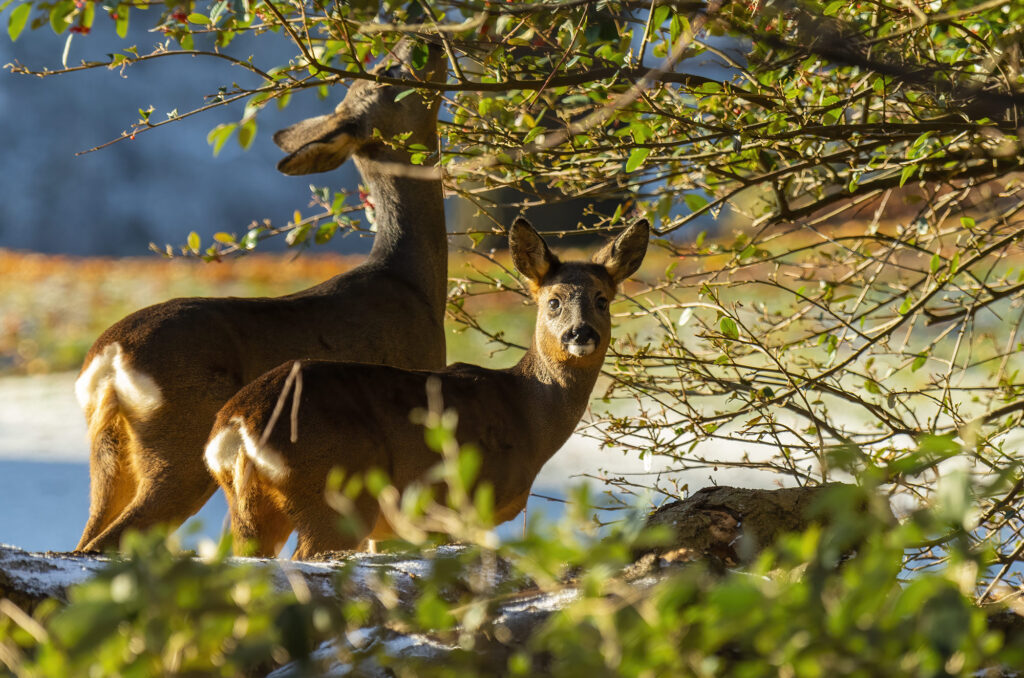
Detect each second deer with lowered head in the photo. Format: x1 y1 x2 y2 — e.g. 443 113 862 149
74 43 448 552
204 217 649 559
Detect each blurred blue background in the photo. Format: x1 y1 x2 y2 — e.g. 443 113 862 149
0 15 361 255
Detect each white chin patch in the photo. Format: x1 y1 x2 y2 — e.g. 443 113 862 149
566 342 596 357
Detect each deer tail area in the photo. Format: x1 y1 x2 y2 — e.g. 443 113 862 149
205 417 288 514
76 342 163 479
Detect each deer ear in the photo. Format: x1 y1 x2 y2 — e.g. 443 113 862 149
273 114 333 153
509 218 557 287
592 219 650 285
274 114 361 175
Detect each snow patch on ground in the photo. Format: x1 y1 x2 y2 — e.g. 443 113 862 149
498 586 581 616
0 544 107 600
0 372 87 462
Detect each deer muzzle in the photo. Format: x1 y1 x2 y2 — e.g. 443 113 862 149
562 325 599 357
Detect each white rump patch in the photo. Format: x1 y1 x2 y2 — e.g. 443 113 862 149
566 341 596 357
204 417 288 484
75 343 162 418
239 420 288 483
204 423 243 478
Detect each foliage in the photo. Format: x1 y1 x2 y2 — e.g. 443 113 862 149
0 531 326 675
3 414 1024 676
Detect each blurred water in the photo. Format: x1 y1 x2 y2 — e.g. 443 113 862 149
0 16 361 255
0 459 231 551
0 459 566 553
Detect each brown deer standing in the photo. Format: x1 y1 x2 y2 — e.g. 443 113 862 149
74 42 449 552
204 217 649 559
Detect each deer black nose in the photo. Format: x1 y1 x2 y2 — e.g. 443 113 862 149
562 325 599 345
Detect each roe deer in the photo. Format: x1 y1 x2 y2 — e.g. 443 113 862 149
74 42 449 552
204 217 649 559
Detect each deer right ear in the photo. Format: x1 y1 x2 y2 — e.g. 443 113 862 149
509 218 557 288
274 115 360 176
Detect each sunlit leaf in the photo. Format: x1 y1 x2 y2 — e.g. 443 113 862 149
719 316 739 340
7 2 29 40
625 147 650 173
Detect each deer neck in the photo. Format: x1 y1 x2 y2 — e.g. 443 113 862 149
510 333 605 464
355 152 447 312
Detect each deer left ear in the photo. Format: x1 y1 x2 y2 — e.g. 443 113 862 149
593 219 650 285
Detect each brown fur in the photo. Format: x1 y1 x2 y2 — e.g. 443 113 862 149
75 42 449 552
207 218 650 559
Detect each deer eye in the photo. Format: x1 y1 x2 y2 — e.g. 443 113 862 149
548 298 561 311
596 296 609 311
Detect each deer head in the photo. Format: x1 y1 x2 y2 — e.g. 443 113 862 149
273 41 446 175
510 217 650 371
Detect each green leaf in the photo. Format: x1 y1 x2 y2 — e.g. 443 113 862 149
899 164 916 187
415 591 455 631
898 294 914 315
949 252 960 275
393 88 416 102
187 231 201 253
206 122 236 156
930 253 941 274
684 193 708 212
468 232 485 249
241 227 264 250
7 3 29 41
115 5 128 38
823 0 844 15
651 4 669 28
912 354 927 372
49 0 72 34
409 42 429 70
237 118 256 150
213 232 235 244
625 147 650 173
719 316 739 340
315 222 337 244
187 12 209 24
630 122 652 143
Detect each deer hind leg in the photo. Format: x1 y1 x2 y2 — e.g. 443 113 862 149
76 399 138 550
81 426 218 552
290 491 380 561
76 441 137 550
75 359 151 551
228 479 293 558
